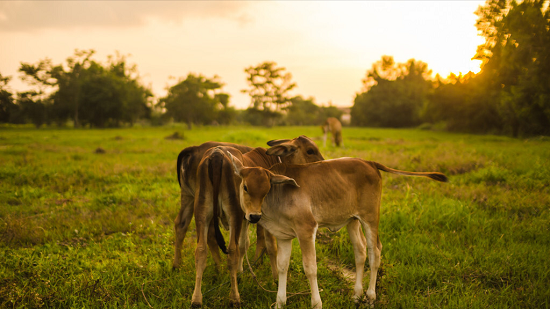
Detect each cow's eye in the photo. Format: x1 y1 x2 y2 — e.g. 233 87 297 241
243 185 248 192
307 149 315 155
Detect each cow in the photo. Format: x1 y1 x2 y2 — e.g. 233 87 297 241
173 137 325 270
228 155 448 308
321 117 343 147
191 140 325 307
173 142 253 269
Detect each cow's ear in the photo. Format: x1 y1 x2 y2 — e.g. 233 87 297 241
228 152 244 177
266 144 298 157
267 139 291 147
270 174 299 187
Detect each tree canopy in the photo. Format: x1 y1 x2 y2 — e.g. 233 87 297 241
16 49 152 128
160 73 234 128
351 56 432 127
241 61 296 126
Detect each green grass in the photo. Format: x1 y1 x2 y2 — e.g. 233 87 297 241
1 125 549 308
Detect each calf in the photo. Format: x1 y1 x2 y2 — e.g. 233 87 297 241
229 155 447 308
191 136 325 307
174 142 252 269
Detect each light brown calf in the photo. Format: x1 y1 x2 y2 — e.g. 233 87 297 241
321 117 343 147
191 136 325 307
229 155 447 308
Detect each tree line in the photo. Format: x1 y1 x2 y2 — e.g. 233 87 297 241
1 0 548 136
352 0 550 137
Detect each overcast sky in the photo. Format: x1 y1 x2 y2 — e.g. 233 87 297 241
0 1 486 109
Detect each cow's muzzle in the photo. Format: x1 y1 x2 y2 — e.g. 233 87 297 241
248 214 261 224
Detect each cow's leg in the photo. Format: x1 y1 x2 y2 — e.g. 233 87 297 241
238 219 250 273
173 190 194 269
207 220 222 266
322 129 327 147
191 211 210 307
264 228 278 281
297 228 322 309
276 238 292 309
254 224 267 261
228 215 243 306
360 221 381 301
347 219 366 302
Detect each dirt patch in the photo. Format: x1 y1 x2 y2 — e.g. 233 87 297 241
165 132 184 140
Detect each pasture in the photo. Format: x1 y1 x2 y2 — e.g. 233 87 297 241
1 125 549 308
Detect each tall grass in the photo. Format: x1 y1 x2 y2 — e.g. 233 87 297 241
1 125 548 308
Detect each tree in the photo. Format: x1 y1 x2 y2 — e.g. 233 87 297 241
283 96 343 126
0 73 16 123
351 56 432 127
19 49 152 127
284 96 320 126
160 73 231 128
473 0 550 136
241 61 296 126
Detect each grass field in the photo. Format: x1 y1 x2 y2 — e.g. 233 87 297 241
1 125 549 308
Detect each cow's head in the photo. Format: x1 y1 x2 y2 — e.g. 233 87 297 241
229 152 299 223
266 135 324 164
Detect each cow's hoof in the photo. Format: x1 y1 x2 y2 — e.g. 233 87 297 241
191 302 202 308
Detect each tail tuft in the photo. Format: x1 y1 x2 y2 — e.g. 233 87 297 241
428 173 448 183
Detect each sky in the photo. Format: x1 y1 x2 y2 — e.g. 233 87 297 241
0 1 486 109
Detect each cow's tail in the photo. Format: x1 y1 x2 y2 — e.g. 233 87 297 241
177 147 194 188
208 150 228 255
373 162 448 182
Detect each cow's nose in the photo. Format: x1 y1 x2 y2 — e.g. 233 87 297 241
249 214 261 224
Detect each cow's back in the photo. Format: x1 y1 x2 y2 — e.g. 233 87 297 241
177 142 253 191
267 158 382 228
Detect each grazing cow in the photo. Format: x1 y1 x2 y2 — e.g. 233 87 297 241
321 117 343 147
229 155 447 308
191 140 325 307
173 137 325 270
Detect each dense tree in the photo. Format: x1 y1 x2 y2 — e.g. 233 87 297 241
241 61 296 126
473 0 550 136
18 49 152 128
284 96 320 125
284 96 343 126
0 73 16 123
160 73 232 128
351 56 432 127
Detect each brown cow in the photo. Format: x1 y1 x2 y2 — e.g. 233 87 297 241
191 140 324 307
173 137 325 270
173 142 253 269
229 155 447 308
321 117 343 147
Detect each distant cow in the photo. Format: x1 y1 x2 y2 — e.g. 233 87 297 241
321 117 343 147
191 138 325 307
229 155 447 308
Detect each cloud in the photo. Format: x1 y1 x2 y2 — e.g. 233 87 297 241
0 1 252 32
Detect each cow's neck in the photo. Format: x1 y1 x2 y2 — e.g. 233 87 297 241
242 147 279 168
